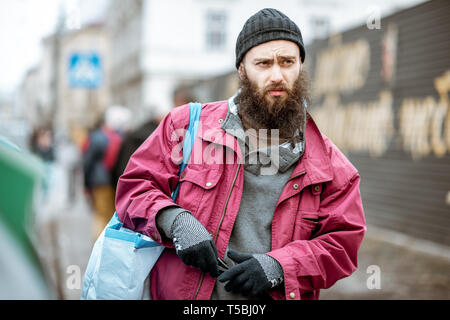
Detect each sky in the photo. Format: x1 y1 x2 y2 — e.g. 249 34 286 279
0 0 107 95
0 0 60 94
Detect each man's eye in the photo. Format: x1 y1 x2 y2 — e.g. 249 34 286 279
257 61 268 66
283 60 294 65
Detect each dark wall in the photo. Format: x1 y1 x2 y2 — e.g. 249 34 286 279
306 0 450 246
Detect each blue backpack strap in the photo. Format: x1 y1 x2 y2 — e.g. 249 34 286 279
171 102 202 201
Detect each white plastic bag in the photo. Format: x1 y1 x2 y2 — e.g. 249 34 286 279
81 213 164 300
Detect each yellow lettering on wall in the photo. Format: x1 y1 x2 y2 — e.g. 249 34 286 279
311 70 450 160
313 39 370 97
399 98 432 159
310 91 394 157
430 99 448 157
399 71 450 159
434 71 450 153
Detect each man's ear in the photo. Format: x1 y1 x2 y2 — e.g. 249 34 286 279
238 63 245 80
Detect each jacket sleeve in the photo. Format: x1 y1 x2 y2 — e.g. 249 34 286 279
267 172 366 300
115 111 185 246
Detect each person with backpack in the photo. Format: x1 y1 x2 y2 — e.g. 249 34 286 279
115 8 366 300
83 106 130 238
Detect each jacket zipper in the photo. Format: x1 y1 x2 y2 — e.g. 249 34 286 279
193 162 241 300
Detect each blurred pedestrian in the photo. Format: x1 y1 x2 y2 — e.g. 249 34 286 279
29 126 55 162
29 126 55 197
115 8 366 300
58 132 83 204
83 106 131 238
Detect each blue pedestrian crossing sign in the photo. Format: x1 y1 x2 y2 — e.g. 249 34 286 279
68 52 103 89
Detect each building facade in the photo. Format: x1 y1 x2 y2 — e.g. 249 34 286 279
56 23 111 135
18 22 111 147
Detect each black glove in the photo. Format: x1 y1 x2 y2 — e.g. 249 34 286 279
217 249 284 297
171 212 220 277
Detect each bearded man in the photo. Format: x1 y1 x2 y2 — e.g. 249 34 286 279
115 8 366 300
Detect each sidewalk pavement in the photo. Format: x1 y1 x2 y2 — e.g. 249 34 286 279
34 162 95 300
320 227 450 299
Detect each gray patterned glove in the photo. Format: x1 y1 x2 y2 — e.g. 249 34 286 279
171 212 220 277
217 249 284 297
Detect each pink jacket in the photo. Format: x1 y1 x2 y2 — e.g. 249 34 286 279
115 101 366 300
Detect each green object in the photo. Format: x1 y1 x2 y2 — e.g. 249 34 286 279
0 138 44 263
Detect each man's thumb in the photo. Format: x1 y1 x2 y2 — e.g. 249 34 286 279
227 249 252 263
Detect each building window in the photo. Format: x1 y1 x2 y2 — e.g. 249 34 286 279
206 11 227 50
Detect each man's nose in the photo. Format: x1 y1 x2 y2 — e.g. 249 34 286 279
269 64 283 83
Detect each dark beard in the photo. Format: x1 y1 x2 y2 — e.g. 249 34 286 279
236 70 311 142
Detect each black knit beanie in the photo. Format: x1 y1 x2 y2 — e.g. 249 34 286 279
235 8 305 69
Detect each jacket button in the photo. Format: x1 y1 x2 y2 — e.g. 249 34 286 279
218 118 223 124
314 185 321 192
206 182 212 187
289 292 296 299
153 233 159 241
293 183 299 190
180 172 186 179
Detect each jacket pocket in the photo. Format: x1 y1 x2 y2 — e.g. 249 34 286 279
176 164 223 222
292 211 320 240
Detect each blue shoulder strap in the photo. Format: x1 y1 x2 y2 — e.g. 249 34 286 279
171 102 202 201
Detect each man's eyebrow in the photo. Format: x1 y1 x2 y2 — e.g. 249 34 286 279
253 55 298 62
253 57 273 62
277 55 297 60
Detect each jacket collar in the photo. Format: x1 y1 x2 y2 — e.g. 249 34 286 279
294 115 334 184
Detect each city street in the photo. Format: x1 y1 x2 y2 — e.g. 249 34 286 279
1 0 449 302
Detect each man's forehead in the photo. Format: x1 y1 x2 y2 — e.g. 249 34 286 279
245 40 300 60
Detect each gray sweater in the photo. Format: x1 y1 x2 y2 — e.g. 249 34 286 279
156 93 305 299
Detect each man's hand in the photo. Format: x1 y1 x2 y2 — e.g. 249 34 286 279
217 249 284 297
171 212 220 277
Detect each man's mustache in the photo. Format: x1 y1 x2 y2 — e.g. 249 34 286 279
263 83 290 94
